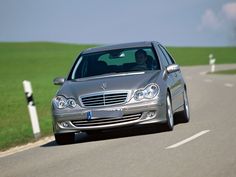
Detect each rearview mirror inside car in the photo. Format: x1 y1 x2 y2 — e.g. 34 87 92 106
109 50 125 59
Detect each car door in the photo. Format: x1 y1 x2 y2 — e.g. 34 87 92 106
159 45 185 111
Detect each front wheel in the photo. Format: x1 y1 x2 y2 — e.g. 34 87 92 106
54 133 75 145
180 89 190 123
165 93 174 131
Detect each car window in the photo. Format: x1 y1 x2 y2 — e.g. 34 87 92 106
155 45 169 67
159 45 175 65
98 48 156 66
70 47 161 79
98 50 135 66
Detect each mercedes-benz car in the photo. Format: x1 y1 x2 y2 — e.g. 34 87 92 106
52 41 190 144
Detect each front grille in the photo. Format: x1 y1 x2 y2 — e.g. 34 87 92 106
81 92 128 107
71 113 142 127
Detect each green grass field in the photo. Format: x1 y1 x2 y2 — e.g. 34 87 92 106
0 42 95 150
167 46 236 66
0 42 236 150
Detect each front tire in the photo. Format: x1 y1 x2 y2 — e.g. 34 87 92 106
165 93 174 131
179 89 190 123
54 133 75 145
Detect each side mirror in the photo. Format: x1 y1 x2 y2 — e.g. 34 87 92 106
166 64 180 74
53 77 65 85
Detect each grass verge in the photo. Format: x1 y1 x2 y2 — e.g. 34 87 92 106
0 42 95 150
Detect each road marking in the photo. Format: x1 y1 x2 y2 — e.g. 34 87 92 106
199 71 207 76
204 79 213 83
0 136 54 158
166 130 210 149
224 83 234 88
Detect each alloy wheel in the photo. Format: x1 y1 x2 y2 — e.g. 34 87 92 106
167 94 174 130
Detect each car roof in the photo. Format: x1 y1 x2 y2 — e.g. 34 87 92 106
81 41 160 54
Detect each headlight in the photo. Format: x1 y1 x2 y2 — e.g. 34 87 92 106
144 84 159 99
134 90 144 101
67 98 76 108
53 96 77 109
134 84 159 101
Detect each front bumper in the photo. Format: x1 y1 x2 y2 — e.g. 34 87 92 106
52 100 167 134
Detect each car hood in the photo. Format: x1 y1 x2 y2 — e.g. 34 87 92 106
57 71 162 98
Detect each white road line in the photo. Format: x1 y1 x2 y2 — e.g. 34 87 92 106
224 83 234 88
199 71 207 76
166 130 210 149
204 79 213 83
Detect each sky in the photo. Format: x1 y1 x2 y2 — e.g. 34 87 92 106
0 0 236 46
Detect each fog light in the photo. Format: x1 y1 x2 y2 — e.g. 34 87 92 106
60 121 69 128
147 111 156 118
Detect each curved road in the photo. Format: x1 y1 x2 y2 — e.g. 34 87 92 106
1 64 236 177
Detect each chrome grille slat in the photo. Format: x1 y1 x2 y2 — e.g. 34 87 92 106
105 98 126 101
105 100 125 104
73 113 141 124
82 100 104 104
82 96 103 101
84 103 104 106
73 118 138 126
71 113 142 127
81 92 128 107
105 94 127 98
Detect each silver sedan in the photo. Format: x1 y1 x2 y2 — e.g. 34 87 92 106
52 41 190 144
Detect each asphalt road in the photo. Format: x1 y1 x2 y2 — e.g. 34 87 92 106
1 64 236 177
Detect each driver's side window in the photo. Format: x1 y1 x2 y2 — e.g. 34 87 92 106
159 45 175 65
156 45 169 68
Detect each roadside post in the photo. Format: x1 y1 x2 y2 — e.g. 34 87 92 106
209 54 216 73
23 80 41 139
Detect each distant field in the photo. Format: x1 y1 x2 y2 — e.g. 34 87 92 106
0 42 236 150
167 46 236 66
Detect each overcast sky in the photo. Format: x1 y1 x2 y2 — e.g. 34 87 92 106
0 0 236 46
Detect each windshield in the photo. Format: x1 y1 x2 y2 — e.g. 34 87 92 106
69 47 160 80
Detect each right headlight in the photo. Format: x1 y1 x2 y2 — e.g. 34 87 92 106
134 84 159 101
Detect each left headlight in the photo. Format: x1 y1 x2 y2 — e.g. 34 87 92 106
134 84 159 101
53 96 77 109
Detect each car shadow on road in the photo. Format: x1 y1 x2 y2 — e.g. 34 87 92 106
80 124 169 143
41 124 168 148
41 119 186 148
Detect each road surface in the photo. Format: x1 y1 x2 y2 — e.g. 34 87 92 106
1 64 236 177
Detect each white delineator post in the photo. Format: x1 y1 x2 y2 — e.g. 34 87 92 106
209 54 216 73
23 80 41 139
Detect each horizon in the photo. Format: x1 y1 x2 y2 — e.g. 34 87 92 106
1 41 236 48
